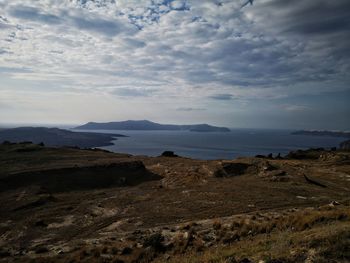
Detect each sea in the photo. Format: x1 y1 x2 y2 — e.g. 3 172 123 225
76 129 346 160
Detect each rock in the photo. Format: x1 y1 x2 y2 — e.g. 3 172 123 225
296 195 307 200
35 246 49 254
204 241 214 247
259 167 289 182
135 247 155 262
120 247 133 255
304 174 327 188
214 163 250 177
329 201 340 206
34 219 48 227
286 149 323 160
183 232 190 239
270 175 291 182
0 249 10 257
267 170 286 177
226 256 238 263
143 233 165 252
161 151 178 157
275 153 283 159
340 140 350 150
13 195 57 211
222 231 239 244
239 258 252 263
202 232 216 242
259 161 276 172
255 154 266 158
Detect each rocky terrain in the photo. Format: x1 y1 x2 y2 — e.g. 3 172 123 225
0 143 349 262
340 140 350 150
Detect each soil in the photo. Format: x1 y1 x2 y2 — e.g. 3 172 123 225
0 143 349 262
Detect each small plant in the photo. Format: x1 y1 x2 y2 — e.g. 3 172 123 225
143 233 165 252
92 248 100 258
213 220 222 230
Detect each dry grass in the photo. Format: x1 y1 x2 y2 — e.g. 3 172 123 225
212 220 222 230
2 144 350 263
164 222 350 263
226 205 350 239
156 205 350 263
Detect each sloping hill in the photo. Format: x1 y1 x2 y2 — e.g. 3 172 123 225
0 143 349 262
0 127 125 148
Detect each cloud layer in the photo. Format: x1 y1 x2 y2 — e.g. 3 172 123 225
0 0 349 129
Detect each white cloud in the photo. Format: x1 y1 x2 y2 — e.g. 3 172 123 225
283 105 309 112
0 0 349 128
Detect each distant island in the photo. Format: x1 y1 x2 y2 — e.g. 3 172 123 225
74 120 231 132
291 130 350 138
0 127 125 148
291 130 350 150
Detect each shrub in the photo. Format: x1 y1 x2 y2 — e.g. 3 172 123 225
143 233 165 252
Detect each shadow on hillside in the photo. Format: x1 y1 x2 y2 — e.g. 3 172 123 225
0 161 162 193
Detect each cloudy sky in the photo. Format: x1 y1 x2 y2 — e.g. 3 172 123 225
0 0 349 129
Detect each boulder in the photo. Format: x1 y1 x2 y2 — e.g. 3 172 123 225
214 163 250 177
340 140 350 150
143 233 165 252
255 154 266 158
259 161 276 172
286 149 323 160
161 151 178 157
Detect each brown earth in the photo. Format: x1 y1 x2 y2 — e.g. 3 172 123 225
0 143 349 262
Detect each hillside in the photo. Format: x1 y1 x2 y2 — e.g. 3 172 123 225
0 143 349 262
0 127 126 148
75 120 230 132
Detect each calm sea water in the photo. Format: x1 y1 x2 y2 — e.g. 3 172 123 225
76 129 346 160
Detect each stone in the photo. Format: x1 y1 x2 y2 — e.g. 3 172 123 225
161 151 178 157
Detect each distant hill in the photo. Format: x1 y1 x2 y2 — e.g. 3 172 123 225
292 130 350 150
74 120 230 132
0 127 125 148
291 130 350 138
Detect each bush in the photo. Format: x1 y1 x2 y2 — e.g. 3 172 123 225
143 233 165 252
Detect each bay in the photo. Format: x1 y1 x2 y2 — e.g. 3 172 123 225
76 129 346 160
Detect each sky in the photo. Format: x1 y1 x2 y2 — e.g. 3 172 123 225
0 0 349 130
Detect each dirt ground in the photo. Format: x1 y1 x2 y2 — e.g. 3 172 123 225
0 143 349 262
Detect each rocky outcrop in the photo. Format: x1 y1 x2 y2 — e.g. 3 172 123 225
286 148 325 160
0 162 162 192
160 151 178 157
214 162 251 177
340 140 350 150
